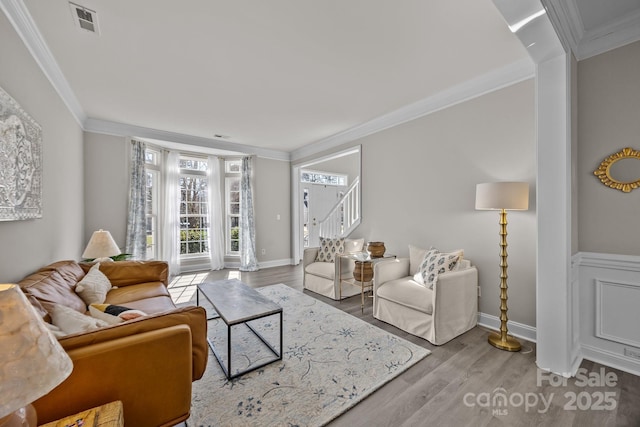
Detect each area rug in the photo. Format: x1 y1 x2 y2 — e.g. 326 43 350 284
187 283 430 427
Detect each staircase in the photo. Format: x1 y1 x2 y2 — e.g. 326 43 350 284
318 176 361 238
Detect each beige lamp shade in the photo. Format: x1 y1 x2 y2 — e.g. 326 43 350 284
475 182 529 211
82 229 121 259
0 284 73 419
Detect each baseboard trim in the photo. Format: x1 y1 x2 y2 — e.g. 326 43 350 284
258 258 294 269
582 344 640 377
224 258 293 270
477 312 537 343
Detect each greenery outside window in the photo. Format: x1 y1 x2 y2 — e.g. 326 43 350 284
144 148 160 259
179 156 209 257
225 159 241 255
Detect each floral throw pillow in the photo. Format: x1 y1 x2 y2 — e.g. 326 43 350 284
413 248 462 289
316 237 345 263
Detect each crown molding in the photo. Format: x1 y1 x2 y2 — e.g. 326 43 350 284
84 118 290 161
574 251 640 272
291 58 534 162
577 9 640 60
0 0 86 126
542 0 640 61
542 0 583 55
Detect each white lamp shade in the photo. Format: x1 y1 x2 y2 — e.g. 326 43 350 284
475 182 529 210
82 229 121 259
0 284 73 418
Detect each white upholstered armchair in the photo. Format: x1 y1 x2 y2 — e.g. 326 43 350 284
303 238 364 300
373 248 478 345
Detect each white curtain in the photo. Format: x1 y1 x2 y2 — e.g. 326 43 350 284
162 150 181 276
125 139 147 259
207 155 225 270
239 156 259 271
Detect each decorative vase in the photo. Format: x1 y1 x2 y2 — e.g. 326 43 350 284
367 241 386 258
353 261 374 282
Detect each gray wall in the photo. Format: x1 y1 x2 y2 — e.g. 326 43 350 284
84 132 129 250
253 157 291 263
323 80 538 326
578 40 640 256
0 13 85 282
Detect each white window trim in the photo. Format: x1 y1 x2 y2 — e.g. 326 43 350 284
178 155 209 260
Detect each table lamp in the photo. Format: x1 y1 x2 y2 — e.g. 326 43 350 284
475 182 529 351
82 229 121 262
0 284 73 426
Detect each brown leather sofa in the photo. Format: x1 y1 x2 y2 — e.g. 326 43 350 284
18 260 208 427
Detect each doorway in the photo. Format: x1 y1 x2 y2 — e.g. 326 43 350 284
291 145 361 263
303 183 346 248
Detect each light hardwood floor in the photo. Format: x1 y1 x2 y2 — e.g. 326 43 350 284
173 264 640 427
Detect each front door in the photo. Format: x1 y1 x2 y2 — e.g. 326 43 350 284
304 183 344 248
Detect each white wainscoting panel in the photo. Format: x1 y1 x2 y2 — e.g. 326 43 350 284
595 279 640 347
575 252 640 376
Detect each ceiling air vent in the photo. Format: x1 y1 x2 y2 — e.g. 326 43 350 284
69 2 99 34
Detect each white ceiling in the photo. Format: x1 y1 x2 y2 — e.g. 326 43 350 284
5 0 640 158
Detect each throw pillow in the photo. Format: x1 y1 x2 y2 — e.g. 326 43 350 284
50 304 109 335
75 262 113 305
89 304 147 324
413 248 463 289
315 237 345 263
45 322 67 339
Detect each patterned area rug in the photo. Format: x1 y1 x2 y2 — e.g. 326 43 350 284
188 283 430 427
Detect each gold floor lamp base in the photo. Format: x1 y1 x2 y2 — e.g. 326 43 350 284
488 332 521 352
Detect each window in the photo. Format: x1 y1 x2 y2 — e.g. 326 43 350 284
225 159 241 255
144 148 214 261
144 148 160 260
300 170 347 186
179 156 209 257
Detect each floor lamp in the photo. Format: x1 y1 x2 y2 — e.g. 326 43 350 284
475 182 529 352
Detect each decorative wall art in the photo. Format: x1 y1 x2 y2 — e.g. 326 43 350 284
594 147 640 193
0 85 42 220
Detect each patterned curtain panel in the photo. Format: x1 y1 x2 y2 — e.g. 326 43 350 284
239 156 259 271
207 155 225 270
162 150 181 276
125 139 147 259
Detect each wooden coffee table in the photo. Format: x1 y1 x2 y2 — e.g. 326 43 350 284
196 279 283 379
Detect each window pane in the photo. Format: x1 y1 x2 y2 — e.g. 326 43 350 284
226 160 241 173
230 203 239 215
143 163 159 260
145 149 159 166
180 158 208 171
179 165 209 257
230 192 239 203
300 171 347 186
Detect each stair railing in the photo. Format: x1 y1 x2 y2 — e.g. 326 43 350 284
318 176 361 238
